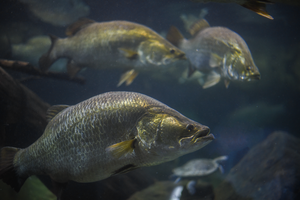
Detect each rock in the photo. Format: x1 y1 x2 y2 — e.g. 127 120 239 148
215 131 300 200
128 180 214 200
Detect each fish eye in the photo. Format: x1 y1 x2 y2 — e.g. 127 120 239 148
170 49 175 54
246 66 253 71
186 124 194 132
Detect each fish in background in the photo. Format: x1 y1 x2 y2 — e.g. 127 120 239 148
172 156 228 179
167 19 260 88
11 35 67 72
39 18 186 86
19 0 90 26
180 8 209 32
191 0 300 20
0 91 214 199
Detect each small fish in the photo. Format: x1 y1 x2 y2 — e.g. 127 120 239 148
167 19 260 88
191 0 300 20
0 91 214 199
20 0 90 26
39 18 186 86
172 155 228 177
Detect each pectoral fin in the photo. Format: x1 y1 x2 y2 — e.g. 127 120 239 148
201 71 221 89
209 53 223 68
242 1 273 20
106 139 136 159
117 69 139 87
118 48 138 60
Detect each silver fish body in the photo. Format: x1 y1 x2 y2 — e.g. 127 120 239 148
1 92 214 193
39 19 186 86
167 19 260 88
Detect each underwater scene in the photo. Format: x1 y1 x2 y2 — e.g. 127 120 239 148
0 0 300 200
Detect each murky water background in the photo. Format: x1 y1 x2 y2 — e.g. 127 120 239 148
0 0 299 199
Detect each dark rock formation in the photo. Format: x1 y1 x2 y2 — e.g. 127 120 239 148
128 180 214 200
215 131 300 200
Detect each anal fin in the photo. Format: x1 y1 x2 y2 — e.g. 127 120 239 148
67 60 81 78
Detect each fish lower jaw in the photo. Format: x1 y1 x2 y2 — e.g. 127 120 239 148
194 133 215 143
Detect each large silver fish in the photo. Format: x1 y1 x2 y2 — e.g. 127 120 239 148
39 18 186 86
167 19 260 88
0 91 214 199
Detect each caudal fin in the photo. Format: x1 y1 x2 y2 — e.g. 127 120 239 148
39 34 59 72
0 147 28 192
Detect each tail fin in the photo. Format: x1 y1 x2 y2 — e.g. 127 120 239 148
0 147 28 192
39 34 59 72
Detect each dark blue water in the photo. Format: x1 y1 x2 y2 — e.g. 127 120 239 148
0 0 299 199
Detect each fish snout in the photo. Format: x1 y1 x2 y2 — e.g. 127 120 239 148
178 53 187 60
195 126 210 138
192 125 214 141
248 71 261 81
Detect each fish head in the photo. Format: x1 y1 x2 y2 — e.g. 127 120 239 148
224 43 261 81
138 40 186 66
136 107 214 163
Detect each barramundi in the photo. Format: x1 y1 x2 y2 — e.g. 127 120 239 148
39 18 186 86
0 91 214 199
167 19 260 88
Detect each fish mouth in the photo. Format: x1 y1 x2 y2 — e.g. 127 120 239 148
191 127 215 143
247 73 261 81
177 53 187 60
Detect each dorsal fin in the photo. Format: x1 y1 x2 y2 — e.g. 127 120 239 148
189 19 210 36
166 26 184 47
46 105 69 122
65 18 96 36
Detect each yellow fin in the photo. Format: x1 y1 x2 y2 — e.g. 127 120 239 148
189 19 210 36
202 71 221 89
46 105 69 122
118 48 138 60
242 1 273 20
117 69 139 87
65 18 96 36
166 26 184 47
209 53 223 68
106 139 136 159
